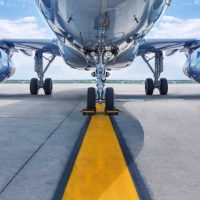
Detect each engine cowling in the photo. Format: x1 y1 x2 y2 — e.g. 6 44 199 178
0 49 16 82
183 48 200 83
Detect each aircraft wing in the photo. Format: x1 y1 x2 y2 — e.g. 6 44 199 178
138 39 200 56
0 39 60 56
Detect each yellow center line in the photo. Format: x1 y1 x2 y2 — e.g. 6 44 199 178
62 104 140 200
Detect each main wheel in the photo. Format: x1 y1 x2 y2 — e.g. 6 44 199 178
87 87 96 110
159 78 168 95
145 78 154 95
30 78 39 95
105 87 115 111
44 78 53 95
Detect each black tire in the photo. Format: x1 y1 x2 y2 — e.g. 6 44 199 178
44 78 53 95
105 87 115 111
30 78 39 95
145 78 154 95
159 78 168 95
87 87 96 110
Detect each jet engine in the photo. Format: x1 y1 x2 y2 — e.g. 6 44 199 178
0 49 15 82
183 48 200 83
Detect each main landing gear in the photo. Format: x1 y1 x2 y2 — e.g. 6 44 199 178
30 51 55 96
30 78 53 95
142 51 168 96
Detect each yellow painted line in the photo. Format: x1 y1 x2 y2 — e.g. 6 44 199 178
62 104 140 200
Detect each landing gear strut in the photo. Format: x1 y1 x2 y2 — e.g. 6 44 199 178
142 51 168 95
95 52 115 113
30 51 55 95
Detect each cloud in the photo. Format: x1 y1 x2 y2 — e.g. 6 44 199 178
0 16 50 39
0 0 4 6
194 0 200 5
148 15 200 38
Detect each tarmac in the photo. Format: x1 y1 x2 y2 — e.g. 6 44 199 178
0 83 199 200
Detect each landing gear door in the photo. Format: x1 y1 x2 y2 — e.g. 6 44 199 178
80 32 125 50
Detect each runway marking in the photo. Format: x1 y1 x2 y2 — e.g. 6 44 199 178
62 104 140 200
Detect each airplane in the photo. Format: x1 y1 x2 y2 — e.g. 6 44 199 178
0 0 200 113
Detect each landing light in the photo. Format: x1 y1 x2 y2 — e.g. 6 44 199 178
90 51 96 57
105 51 112 59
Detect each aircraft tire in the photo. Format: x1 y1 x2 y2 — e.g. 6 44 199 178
30 78 39 95
159 78 168 95
145 78 154 95
87 87 96 110
44 78 53 95
105 87 115 111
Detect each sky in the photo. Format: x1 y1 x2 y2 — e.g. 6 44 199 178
0 0 200 80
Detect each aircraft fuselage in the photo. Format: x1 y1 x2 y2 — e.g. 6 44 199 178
36 0 170 69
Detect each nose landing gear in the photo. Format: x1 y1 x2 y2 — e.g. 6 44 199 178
83 51 118 115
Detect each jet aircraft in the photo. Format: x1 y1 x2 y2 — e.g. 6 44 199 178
0 0 200 112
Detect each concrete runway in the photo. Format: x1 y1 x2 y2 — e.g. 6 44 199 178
0 83 199 200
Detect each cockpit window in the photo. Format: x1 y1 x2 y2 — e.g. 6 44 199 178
42 0 51 9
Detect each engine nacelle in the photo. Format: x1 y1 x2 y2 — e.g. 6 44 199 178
183 48 200 83
0 49 16 82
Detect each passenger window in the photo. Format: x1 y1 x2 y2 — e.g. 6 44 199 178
42 0 51 9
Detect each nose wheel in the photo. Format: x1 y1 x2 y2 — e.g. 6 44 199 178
105 87 115 112
83 87 118 115
87 87 96 111
86 87 116 112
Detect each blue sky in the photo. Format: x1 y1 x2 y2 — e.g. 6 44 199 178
0 0 200 80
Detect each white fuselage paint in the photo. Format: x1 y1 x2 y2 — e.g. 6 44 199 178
36 0 170 70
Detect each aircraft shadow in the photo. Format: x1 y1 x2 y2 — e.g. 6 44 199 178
111 104 153 199
115 94 200 101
